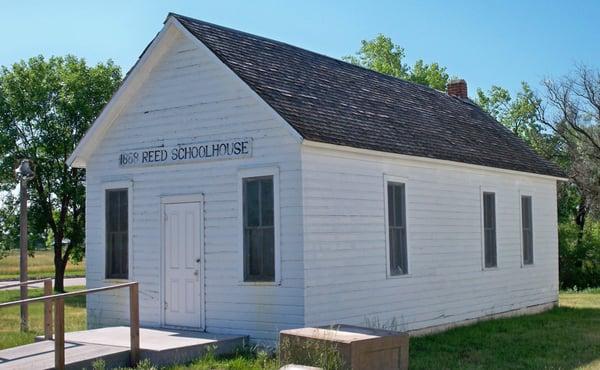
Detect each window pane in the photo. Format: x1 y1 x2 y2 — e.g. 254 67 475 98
389 228 398 272
245 228 262 276
398 227 407 274
484 229 497 268
387 184 395 226
261 179 274 226
106 189 128 279
394 184 405 227
244 180 260 227
262 227 275 279
483 193 495 228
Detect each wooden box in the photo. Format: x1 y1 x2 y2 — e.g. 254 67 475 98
279 324 409 370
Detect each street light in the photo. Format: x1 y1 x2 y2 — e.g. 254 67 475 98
15 159 35 332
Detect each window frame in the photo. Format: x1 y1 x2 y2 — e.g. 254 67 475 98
480 187 498 270
102 180 133 282
519 192 534 267
384 174 411 279
238 166 280 285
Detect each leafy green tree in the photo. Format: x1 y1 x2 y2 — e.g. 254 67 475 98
475 82 565 163
343 34 450 91
408 60 450 91
0 55 121 291
475 82 580 222
477 66 600 288
536 65 600 238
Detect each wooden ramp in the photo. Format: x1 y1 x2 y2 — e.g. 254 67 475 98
0 327 246 369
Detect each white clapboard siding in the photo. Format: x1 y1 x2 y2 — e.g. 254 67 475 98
84 18 560 343
301 144 559 332
85 30 304 342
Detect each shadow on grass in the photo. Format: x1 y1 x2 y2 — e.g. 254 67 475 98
0 286 87 350
410 306 600 370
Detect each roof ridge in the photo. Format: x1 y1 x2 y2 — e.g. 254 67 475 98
169 13 469 104
167 12 565 178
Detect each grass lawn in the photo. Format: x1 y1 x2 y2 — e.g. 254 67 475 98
409 289 600 370
0 249 85 280
0 286 86 350
169 290 600 370
1 289 598 369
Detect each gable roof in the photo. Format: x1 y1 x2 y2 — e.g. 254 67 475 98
172 13 564 178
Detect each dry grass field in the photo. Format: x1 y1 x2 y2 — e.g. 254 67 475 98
0 250 85 280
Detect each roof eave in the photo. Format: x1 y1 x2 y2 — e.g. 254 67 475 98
302 139 569 181
67 16 183 169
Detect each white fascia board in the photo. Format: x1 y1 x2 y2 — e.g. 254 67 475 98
67 17 182 168
302 139 569 182
68 16 303 168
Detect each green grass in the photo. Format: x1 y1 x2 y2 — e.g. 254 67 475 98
2 290 599 369
410 289 600 370
0 285 86 350
168 347 279 370
0 249 85 280
165 290 600 370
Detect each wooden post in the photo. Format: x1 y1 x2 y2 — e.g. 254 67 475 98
44 279 53 340
55 298 65 370
19 178 28 332
129 283 140 366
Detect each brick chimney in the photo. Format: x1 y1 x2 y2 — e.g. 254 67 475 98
447 79 468 98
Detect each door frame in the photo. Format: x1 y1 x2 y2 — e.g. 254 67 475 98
160 193 205 331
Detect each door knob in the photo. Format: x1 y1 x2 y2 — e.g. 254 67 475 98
196 258 201 263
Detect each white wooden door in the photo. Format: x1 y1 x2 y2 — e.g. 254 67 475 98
164 201 203 329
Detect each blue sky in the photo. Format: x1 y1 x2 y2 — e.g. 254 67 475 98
2 1 598 95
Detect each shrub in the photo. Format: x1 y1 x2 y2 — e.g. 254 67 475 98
559 221 600 289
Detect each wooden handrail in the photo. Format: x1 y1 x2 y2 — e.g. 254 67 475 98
0 278 53 338
0 278 53 290
0 282 136 308
0 281 140 370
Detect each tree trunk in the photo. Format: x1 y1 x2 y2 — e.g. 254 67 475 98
575 197 587 244
54 242 66 293
54 260 66 293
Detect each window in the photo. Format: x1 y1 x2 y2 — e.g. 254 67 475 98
105 188 129 279
387 182 408 275
482 192 497 268
243 176 275 282
521 195 534 265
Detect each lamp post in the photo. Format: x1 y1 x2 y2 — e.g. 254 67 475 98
15 159 35 332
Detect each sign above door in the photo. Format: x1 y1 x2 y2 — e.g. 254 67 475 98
119 137 252 168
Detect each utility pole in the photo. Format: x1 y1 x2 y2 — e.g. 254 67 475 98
15 159 35 332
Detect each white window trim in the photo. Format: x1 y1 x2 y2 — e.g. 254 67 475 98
480 186 499 271
101 180 134 283
519 190 535 268
384 174 412 279
237 166 281 286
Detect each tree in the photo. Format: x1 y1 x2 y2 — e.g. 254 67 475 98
0 55 122 291
476 66 600 288
476 82 579 228
475 82 566 163
343 34 450 91
408 60 450 91
535 65 600 237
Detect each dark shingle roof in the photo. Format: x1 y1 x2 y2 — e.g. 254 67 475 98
172 14 564 178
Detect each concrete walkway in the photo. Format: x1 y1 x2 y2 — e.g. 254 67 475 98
0 327 247 369
0 277 85 290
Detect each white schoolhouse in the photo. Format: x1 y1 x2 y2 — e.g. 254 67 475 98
68 14 566 343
